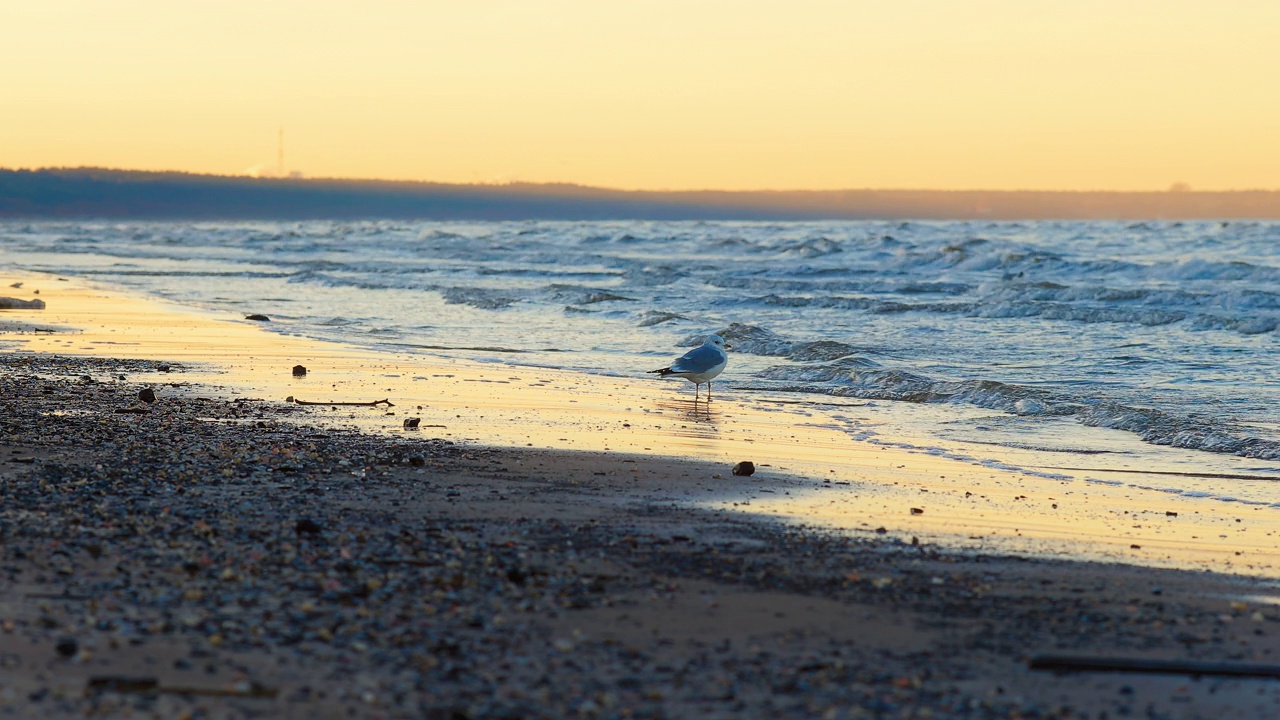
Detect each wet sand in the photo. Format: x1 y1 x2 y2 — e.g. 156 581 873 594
3 273 1280 718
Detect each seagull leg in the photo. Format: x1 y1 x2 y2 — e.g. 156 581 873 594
708 381 713 401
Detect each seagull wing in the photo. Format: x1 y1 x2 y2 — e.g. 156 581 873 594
669 344 725 374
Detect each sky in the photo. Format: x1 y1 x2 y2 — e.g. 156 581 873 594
3 1 1278 191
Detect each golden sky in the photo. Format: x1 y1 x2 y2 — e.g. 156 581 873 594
3 1 1278 191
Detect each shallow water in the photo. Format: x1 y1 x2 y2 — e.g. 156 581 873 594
5 219 1280 508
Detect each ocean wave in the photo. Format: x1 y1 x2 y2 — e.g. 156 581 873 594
440 287 519 310
751 352 1280 459
547 284 636 305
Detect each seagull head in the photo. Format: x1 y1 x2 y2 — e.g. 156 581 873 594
705 334 727 350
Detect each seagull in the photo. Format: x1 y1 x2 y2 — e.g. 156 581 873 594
647 335 728 400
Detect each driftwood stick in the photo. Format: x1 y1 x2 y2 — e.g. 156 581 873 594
1029 655 1280 679
291 398 395 407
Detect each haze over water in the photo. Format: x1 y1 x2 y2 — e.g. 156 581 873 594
5 219 1280 508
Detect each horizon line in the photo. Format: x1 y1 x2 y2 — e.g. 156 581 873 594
6 165 1279 196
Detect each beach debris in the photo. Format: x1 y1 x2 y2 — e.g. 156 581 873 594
138 388 156 404
244 313 270 321
731 461 755 476
295 518 323 535
84 676 277 698
1029 655 1280 679
409 456 426 467
87 676 158 693
0 297 45 310
291 398 394 407
293 364 307 376
9 282 21 288
404 417 421 429
1166 511 1178 517
158 364 170 372
910 507 924 515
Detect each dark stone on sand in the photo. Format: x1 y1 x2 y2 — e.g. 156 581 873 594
245 314 271 321
158 365 170 372
910 507 924 515
138 388 156 404
731 461 755 477
55 637 78 657
404 417 421 429
295 518 323 535
292 364 307 377
409 456 426 467
875 527 888 534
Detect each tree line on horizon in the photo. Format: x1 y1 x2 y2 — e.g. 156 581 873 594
2 167 1279 221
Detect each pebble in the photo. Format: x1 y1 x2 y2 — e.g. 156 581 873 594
295 518 324 535
732 461 756 477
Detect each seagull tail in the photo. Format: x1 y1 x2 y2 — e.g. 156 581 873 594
647 367 674 376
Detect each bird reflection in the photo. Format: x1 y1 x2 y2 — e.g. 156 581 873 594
650 396 721 438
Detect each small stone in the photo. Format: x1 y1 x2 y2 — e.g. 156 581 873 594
245 314 271 321
910 507 924 515
138 388 157 404
409 456 426 467
1166 511 1178 517
55 637 78 658
295 518 323 535
875 527 888 534
731 461 755 477
404 418 421 429
292 365 307 377
158 365 171 372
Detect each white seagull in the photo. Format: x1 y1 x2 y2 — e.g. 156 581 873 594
647 335 728 400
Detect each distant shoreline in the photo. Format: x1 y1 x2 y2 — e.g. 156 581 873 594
4 167 1280 220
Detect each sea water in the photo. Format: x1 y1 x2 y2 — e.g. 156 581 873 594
4 219 1280 506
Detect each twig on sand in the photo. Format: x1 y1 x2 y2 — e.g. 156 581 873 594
290 398 395 407
1029 655 1280 678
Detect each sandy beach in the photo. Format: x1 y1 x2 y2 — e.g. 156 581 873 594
3 273 1280 719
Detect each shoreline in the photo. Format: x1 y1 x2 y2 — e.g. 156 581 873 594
5 271 1280 577
3 272 1280 715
